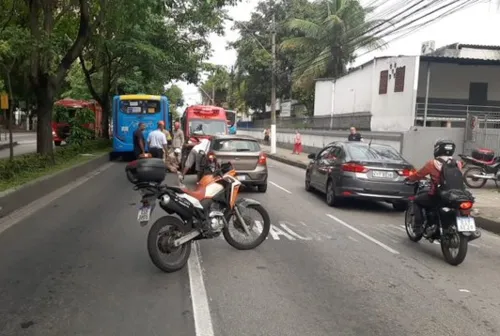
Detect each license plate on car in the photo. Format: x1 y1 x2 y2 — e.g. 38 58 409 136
237 175 246 181
372 171 394 178
137 206 152 223
456 216 476 232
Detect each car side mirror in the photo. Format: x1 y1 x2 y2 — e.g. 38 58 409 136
308 153 316 160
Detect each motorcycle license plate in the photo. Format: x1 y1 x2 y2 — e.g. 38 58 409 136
237 175 246 181
456 217 476 232
137 206 152 223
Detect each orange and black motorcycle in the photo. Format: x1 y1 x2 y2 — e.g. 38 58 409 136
130 159 271 273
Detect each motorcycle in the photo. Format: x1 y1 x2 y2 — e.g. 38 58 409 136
459 154 500 189
132 159 271 273
404 180 481 266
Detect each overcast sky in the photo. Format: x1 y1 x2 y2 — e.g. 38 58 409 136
174 0 500 105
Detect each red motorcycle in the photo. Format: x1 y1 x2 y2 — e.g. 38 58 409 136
459 148 500 189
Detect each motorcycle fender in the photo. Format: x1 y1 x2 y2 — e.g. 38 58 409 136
236 198 261 208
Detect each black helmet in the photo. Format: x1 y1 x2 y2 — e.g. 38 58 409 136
433 139 455 158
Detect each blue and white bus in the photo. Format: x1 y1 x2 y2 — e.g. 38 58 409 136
111 94 171 159
226 110 237 134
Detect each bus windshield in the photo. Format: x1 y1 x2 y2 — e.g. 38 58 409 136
120 100 160 114
189 119 227 136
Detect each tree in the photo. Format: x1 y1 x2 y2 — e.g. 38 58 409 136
165 84 183 120
281 0 382 89
231 0 316 113
200 65 231 106
24 0 103 155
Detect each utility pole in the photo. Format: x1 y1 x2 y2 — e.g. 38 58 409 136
211 84 215 105
270 12 277 154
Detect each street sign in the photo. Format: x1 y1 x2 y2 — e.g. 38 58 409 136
0 94 8 110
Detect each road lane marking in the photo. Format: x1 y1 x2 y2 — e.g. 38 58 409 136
326 214 399 254
280 222 312 240
269 224 295 240
269 181 292 194
188 242 215 336
347 236 359 242
0 162 115 236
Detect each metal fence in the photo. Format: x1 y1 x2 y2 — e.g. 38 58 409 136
242 112 372 130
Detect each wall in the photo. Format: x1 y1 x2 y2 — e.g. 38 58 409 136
370 56 420 132
237 127 470 168
313 80 334 116
417 62 500 102
401 127 465 168
333 65 372 114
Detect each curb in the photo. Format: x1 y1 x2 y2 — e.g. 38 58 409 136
265 148 500 236
474 216 500 236
266 153 308 170
0 153 110 218
0 142 18 151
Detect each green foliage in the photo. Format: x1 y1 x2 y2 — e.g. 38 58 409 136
0 139 111 183
53 105 96 146
165 84 184 120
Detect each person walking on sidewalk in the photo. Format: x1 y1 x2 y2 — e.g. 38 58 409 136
263 128 270 145
147 121 169 159
292 129 302 155
347 126 363 141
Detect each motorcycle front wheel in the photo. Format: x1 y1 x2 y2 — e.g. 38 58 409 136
147 215 192 273
405 204 423 242
463 167 487 189
441 231 468 266
223 203 271 250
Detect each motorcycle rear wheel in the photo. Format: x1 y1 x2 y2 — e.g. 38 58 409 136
223 204 271 250
441 232 468 266
147 216 192 273
463 167 487 189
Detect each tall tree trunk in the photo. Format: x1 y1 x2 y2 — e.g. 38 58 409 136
101 97 110 139
34 83 55 156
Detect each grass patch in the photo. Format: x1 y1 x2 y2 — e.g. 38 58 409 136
0 139 111 192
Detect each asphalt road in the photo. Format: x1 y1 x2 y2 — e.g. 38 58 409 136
0 133 38 159
1 159 500 335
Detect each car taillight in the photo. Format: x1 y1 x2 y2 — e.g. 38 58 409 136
342 162 368 173
397 168 416 177
460 201 473 210
258 152 267 165
207 152 216 161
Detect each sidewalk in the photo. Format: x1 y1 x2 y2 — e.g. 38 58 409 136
260 143 500 235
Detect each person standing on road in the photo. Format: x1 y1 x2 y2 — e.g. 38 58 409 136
147 121 168 159
292 129 302 155
172 121 184 150
263 128 270 145
133 122 146 159
158 121 172 161
347 127 363 141
181 138 210 183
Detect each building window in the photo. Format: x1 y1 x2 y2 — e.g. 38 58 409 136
394 66 405 92
379 70 388 94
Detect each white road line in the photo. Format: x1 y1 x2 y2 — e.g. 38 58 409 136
269 224 295 240
280 222 312 240
269 181 292 194
347 236 359 243
187 242 215 336
326 214 399 254
0 162 115 236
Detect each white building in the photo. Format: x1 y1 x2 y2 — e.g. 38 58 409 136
313 43 500 131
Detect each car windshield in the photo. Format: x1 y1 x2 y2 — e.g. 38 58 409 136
212 139 260 152
189 119 226 136
348 144 404 162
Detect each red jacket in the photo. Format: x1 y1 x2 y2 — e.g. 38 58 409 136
407 157 463 195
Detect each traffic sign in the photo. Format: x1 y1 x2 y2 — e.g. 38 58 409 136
0 94 8 110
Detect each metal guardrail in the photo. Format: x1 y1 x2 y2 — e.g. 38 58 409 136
415 103 500 122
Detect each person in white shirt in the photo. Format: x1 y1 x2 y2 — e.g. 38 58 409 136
181 138 210 182
147 121 168 159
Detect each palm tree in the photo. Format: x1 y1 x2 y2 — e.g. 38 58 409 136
280 0 384 89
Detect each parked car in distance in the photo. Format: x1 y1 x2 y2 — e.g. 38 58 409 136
305 141 415 211
207 135 268 192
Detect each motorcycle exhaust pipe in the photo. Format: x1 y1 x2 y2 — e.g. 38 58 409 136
173 230 200 247
470 174 495 180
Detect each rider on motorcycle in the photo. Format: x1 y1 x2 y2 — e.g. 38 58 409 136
405 139 463 228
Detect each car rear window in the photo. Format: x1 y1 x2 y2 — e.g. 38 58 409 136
212 139 261 152
348 144 404 162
